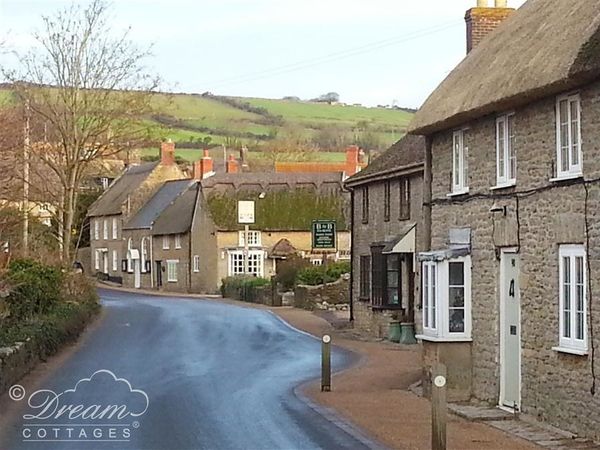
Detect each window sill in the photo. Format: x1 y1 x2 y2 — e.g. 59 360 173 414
358 297 370 302
490 181 516 191
552 346 588 356
447 189 469 198
549 173 583 183
167 280 178 283
416 334 473 343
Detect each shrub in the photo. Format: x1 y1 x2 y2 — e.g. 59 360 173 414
221 276 271 302
275 255 310 290
5 258 64 321
296 261 350 286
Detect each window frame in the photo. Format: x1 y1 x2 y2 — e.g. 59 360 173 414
175 234 182 249
496 113 516 186
555 93 582 179
361 186 369 224
228 250 264 277
103 219 109 240
359 255 371 300
94 220 99 240
193 255 200 272
94 250 100 271
421 256 472 340
383 180 391 222
557 245 588 353
166 259 179 282
112 250 118 272
140 237 148 273
452 130 468 194
238 230 262 247
162 235 170 250
112 218 118 240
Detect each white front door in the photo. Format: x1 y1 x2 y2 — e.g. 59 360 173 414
500 250 521 410
134 259 141 289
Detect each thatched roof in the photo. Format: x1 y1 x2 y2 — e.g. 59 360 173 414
409 0 600 135
344 135 425 187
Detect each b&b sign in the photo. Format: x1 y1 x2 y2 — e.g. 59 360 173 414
312 220 337 251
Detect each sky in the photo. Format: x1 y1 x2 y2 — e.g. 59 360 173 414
0 0 527 108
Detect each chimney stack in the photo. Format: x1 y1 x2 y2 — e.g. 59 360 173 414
465 0 514 54
345 145 361 176
226 154 239 174
193 150 214 180
160 140 175 166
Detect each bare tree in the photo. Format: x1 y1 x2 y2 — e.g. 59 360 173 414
2 0 159 262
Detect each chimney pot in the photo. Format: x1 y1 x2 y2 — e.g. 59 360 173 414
477 0 488 6
193 153 214 180
203 149 210 158
160 141 176 166
495 0 507 7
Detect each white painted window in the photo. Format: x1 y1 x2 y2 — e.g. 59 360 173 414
556 94 582 179
452 130 468 194
175 234 182 249
228 250 264 277
558 245 587 353
141 237 148 273
103 219 109 240
112 250 118 272
496 114 516 186
94 250 100 271
112 218 118 240
162 235 170 250
166 260 178 282
94 220 99 240
421 256 471 340
127 238 133 273
101 177 110 190
193 255 200 272
238 230 262 247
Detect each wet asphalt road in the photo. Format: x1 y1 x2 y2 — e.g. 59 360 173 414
0 289 376 450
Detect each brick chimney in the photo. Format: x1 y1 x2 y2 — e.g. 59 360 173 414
193 150 214 180
160 140 175 166
226 154 239 174
345 145 360 176
465 0 514 54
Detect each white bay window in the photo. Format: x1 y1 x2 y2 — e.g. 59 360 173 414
228 250 264 277
420 256 471 340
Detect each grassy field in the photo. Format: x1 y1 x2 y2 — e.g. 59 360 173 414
0 88 413 154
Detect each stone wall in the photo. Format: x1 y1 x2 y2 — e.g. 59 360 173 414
294 278 349 310
428 79 600 440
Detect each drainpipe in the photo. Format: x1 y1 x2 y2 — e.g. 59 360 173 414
349 188 355 322
149 233 154 288
423 136 433 252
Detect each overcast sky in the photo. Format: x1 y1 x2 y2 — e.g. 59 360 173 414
0 0 527 107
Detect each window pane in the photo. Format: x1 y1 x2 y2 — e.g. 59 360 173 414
463 144 469 188
454 134 460 186
449 262 464 285
449 309 465 333
423 264 430 328
570 100 579 166
563 256 571 338
387 271 399 288
497 119 505 179
508 115 516 180
431 266 437 328
449 287 465 307
388 255 400 271
387 289 400 305
576 256 585 340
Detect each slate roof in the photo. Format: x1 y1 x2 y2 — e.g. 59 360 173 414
345 135 425 187
88 162 159 217
409 0 600 135
124 179 194 230
151 182 199 235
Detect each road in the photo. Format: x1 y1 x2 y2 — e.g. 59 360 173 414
0 289 379 450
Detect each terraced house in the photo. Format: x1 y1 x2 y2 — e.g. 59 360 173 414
345 135 425 340
87 141 184 282
409 0 600 441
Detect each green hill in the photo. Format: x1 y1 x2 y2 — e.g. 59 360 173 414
0 88 413 159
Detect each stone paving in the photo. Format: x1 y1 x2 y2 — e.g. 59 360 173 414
449 404 600 449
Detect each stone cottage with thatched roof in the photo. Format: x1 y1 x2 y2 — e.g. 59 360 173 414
344 135 425 341
409 0 600 440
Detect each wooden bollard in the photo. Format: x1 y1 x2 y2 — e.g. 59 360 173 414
321 334 331 392
431 363 447 450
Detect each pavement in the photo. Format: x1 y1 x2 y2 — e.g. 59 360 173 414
0 288 385 450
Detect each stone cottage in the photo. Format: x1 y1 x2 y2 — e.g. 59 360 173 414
409 0 600 441
344 135 425 339
87 141 184 282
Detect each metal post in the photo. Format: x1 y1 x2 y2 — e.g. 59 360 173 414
431 363 447 450
244 224 249 275
321 334 331 392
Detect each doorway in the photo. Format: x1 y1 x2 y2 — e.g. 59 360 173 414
155 261 162 289
499 249 521 410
